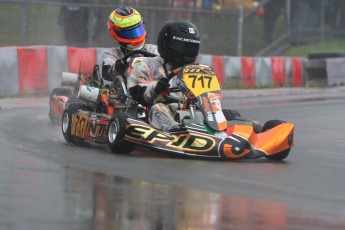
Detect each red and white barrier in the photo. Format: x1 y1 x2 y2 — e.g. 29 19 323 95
209 55 305 88
17 46 48 94
0 47 19 96
0 46 306 96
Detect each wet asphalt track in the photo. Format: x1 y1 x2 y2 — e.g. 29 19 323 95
1 87 345 230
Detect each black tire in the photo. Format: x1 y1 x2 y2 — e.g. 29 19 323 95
262 120 286 132
262 120 290 161
66 94 86 105
223 109 263 133
62 103 91 145
222 109 241 120
50 87 72 97
65 93 95 113
107 112 134 154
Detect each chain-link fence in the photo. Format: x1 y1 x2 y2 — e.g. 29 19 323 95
1 0 345 56
0 0 240 56
250 0 345 56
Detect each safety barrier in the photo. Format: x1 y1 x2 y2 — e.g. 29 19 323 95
0 46 306 96
197 54 305 87
305 57 345 86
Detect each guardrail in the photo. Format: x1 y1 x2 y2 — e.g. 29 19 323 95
0 46 305 96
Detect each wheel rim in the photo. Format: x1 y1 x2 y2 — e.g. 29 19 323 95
62 113 69 133
108 121 118 143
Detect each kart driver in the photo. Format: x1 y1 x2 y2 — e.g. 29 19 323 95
101 6 158 82
127 19 201 132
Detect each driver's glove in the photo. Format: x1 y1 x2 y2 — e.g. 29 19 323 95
114 59 125 75
154 78 170 94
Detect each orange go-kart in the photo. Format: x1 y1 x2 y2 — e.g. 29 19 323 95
62 62 294 161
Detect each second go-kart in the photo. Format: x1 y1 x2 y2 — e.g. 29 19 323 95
48 65 101 122
49 50 157 122
62 63 294 161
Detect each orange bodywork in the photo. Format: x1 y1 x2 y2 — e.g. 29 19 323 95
124 118 294 160
222 125 255 159
50 95 69 119
254 123 294 156
99 94 115 116
231 123 294 157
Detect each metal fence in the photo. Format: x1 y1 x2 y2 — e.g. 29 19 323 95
253 0 345 56
1 0 344 56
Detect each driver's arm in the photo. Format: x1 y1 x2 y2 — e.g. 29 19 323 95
128 60 157 105
101 48 123 81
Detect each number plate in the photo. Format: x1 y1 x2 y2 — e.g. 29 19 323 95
183 73 220 97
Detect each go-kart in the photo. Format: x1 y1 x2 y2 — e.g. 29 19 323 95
49 50 156 122
62 63 294 161
49 86 72 122
49 65 102 122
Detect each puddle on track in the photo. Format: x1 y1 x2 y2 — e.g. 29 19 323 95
0 153 344 230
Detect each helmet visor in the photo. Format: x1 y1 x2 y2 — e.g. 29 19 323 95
114 24 145 39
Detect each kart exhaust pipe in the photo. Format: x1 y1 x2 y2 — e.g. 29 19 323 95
78 85 99 103
61 72 79 86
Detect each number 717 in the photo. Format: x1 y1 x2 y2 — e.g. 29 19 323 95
188 75 213 88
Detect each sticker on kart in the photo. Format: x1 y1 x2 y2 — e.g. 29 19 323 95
180 64 220 97
71 114 88 138
125 124 217 154
71 114 108 139
199 92 227 131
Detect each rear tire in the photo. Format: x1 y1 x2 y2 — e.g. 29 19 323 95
108 112 134 154
262 120 290 160
62 103 91 145
66 94 88 106
50 87 72 97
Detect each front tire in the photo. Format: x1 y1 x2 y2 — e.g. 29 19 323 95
108 112 134 154
262 120 290 160
222 109 241 120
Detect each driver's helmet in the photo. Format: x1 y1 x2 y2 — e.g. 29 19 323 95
107 7 146 51
157 19 200 67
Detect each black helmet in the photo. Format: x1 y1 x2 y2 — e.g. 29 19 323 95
157 19 200 67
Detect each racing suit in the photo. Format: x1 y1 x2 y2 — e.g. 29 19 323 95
127 56 181 132
101 44 158 81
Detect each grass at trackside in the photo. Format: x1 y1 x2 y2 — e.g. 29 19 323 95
282 40 345 88
283 40 345 58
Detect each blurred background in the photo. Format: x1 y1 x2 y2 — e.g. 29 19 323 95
1 0 345 57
